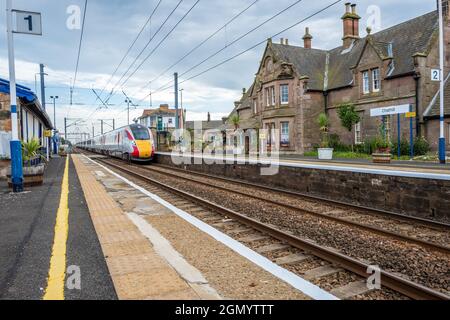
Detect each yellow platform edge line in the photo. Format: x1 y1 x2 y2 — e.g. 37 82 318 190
43 156 70 300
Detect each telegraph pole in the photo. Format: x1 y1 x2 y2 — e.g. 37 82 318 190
439 0 447 164
174 72 179 129
6 0 23 192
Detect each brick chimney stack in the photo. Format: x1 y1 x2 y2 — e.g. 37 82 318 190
341 3 361 49
302 27 313 49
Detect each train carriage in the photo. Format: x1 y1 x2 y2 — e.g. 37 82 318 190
79 124 155 162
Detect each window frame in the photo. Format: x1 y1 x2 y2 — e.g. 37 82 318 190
280 121 290 146
253 99 258 114
372 68 381 92
280 84 289 105
362 71 370 94
265 88 270 107
354 122 362 145
271 86 276 106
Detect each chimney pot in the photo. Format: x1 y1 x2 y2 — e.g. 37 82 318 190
351 3 356 14
285 38 289 45
303 27 313 49
280 38 284 44
345 2 351 12
207 112 211 122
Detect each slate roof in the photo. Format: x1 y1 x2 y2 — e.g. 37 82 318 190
139 106 176 119
185 120 224 130
267 10 439 91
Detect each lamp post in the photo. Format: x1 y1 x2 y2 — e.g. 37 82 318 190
438 0 447 164
50 96 59 155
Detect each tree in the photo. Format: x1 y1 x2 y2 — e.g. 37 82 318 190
230 114 240 130
337 103 360 151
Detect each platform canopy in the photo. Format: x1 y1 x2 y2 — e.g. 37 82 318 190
0 77 53 129
0 77 37 103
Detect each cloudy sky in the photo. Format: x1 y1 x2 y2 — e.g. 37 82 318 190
0 0 435 137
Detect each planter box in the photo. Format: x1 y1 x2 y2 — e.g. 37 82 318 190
318 148 334 160
7 164 45 188
372 153 392 164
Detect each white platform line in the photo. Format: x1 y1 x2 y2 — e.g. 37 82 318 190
155 152 450 181
82 155 338 301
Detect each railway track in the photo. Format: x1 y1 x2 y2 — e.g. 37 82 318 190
91 155 449 300
140 163 450 254
152 162 450 229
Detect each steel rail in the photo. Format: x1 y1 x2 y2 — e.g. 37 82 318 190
134 163 450 254
97 158 450 301
152 163 450 230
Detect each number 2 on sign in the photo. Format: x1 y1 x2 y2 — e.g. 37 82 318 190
431 69 440 82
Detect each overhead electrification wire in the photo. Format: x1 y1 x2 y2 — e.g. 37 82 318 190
95 0 163 102
140 0 305 100
106 0 185 101
149 0 343 98
133 0 260 96
81 0 166 126
68 0 88 118
120 0 201 88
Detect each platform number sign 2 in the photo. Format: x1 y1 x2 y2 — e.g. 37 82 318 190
12 10 42 35
431 69 441 82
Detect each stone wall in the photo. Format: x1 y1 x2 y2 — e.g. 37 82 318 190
155 153 450 222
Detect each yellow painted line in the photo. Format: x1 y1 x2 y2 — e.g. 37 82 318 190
43 156 70 300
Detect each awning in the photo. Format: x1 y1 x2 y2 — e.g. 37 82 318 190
0 77 53 128
0 78 37 103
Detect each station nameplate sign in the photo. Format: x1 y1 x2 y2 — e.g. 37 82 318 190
370 104 410 117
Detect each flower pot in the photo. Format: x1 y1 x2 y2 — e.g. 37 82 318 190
372 153 392 164
7 164 45 188
318 148 334 160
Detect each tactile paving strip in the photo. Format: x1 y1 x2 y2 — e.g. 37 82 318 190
72 155 202 300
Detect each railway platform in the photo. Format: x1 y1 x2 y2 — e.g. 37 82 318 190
1 152 448 301
0 156 116 300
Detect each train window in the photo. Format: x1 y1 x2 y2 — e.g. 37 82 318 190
131 126 150 140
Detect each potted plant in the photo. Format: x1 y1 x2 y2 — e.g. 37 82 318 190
7 138 46 188
317 113 334 160
372 123 392 164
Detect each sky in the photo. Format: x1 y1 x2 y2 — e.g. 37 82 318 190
0 0 436 138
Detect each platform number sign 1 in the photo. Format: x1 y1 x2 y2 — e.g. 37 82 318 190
12 10 42 35
431 69 441 82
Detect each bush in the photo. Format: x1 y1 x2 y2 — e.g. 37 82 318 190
328 134 351 152
391 139 410 156
390 136 430 157
414 136 430 156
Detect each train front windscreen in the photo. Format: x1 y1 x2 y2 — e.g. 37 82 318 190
131 126 150 140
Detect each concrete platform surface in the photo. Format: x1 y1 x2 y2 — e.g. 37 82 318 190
0 157 116 300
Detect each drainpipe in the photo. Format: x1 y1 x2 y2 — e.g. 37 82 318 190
323 91 329 114
414 73 421 137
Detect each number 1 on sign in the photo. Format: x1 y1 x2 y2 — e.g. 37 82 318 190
24 15 32 31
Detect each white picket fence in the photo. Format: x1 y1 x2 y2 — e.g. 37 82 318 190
0 131 11 159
